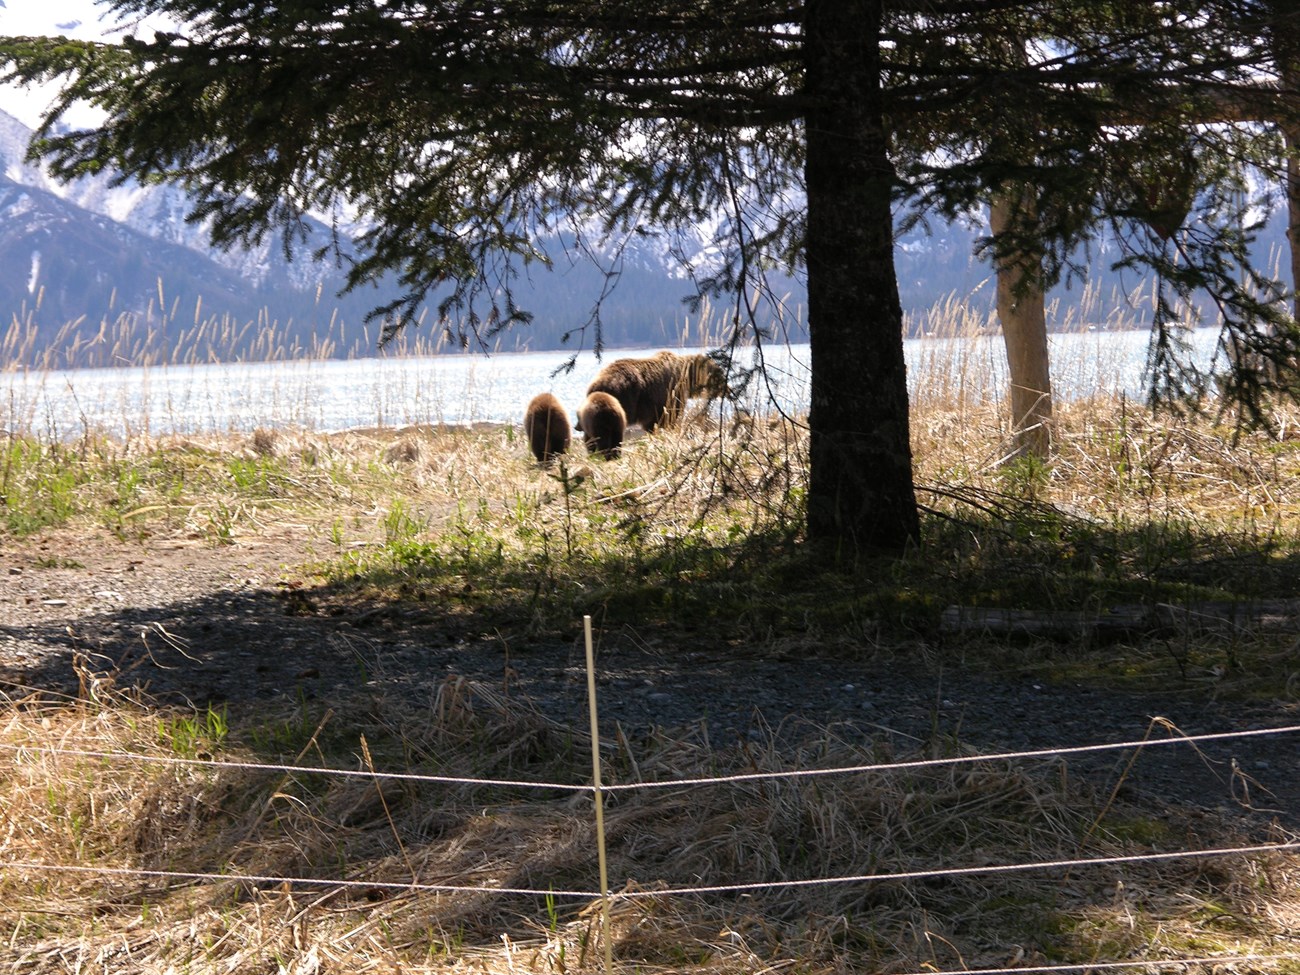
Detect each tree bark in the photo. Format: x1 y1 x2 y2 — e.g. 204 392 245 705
803 0 919 554
1283 81 1300 320
1270 2 1300 320
1287 125 1300 321
989 187 1053 460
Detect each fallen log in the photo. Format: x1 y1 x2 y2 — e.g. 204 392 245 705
940 600 1300 641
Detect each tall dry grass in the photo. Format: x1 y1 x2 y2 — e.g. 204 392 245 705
3 288 1300 973
3 285 481 372
3 408 1299 972
4 675 1296 975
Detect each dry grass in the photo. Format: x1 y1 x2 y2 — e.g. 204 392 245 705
1 292 468 371
914 394 1300 529
4 310 1300 971
3 401 1300 972
4 676 1297 975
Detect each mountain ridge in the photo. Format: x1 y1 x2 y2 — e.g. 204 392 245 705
7 103 1266 368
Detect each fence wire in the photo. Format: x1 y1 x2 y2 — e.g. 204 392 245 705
891 954 1300 975
5 839 1299 901
4 712 1298 975
4 721 1297 796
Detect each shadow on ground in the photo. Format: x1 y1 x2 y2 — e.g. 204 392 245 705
3 565 1299 835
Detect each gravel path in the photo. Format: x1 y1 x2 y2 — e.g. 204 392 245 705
3 526 1298 837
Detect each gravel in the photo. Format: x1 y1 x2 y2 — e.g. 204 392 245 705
3 526 1298 837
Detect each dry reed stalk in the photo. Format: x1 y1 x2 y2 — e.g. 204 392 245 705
3 300 1300 970
4 372 1298 575
5 679 1295 975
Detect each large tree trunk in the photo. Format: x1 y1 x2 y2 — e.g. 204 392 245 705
803 0 919 554
1288 126 1300 321
1275 4 1300 320
1284 103 1300 320
989 187 1053 460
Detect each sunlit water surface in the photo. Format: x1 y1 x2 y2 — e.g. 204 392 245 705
2 329 1222 440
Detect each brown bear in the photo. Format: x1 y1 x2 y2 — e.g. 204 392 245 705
661 351 730 428
577 391 627 460
523 392 571 464
585 351 729 433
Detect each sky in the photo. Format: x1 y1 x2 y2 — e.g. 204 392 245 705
0 0 168 127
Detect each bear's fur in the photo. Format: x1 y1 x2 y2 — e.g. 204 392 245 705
577 391 627 460
523 392 571 464
662 352 730 428
585 351 729 433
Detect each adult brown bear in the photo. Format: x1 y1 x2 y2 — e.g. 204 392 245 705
577 391 627 460
523 392 571 464
585 351 728 433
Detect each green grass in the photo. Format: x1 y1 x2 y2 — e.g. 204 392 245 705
158 705 230 759
0 427 408 543
3 335 1300 972
308 475 1300 693
8 396 1296 697
1 439 89 534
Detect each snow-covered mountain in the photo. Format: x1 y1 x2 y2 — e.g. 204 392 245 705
0 105 822 364
4 1 1293 368
0 0 990 363
0 108 397 364
0 97 1177 368
0 100 1035 367
0 104 367 287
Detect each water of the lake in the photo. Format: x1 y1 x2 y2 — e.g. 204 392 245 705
2 329 1223 440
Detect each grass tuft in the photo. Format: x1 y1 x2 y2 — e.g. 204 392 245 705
4 680 1296 974
3 306 1300 972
